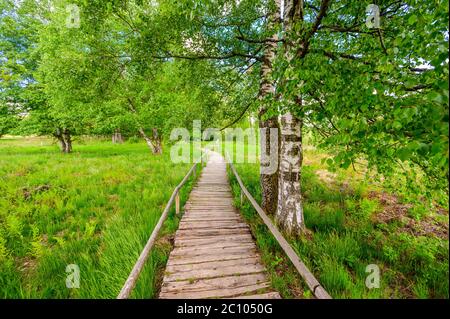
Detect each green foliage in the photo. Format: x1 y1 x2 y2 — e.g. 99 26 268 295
1 0 241 146
318 257 354 295
270 0 449 196
0 0 43 137
304 203 345 233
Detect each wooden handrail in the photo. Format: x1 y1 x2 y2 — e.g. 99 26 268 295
227 160 332 299
117 162 199 299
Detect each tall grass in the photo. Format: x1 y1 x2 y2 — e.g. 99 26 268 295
0 137 198 298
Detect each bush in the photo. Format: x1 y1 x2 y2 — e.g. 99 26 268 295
127 136 140 144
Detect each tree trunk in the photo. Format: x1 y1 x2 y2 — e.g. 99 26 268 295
151 128 162 154
276 112 304 234
273 0 306 234
62 129 72 153
58 138 67 152
54 128 72 153
258 0 281 215
127 98 161 155
259 117 279 215
138 127 158 153
112 129 124 144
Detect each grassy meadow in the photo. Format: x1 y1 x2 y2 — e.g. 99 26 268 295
217 140 449 299
0 136 198 298
1 136 448 299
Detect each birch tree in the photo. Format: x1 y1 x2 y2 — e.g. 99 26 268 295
271 0 448 233
259 0 282 215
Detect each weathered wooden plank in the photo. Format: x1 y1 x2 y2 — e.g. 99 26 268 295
190 192 231 195
160 283 270 299
179 220 246 225
230 292 281 299
175 234 253 247
178 222 248 229
170 245 257 258
160 273 268 293
189 189 229 192
186 205 235 208
175 228 250 238
189 192 231 194
178 222 249 230
188 198 233 201
181 217 242 222
190 195 230 197
190 194 233 197
184 208 237 211
170 244 256 257
186 208 235 211
188 204 233 206
183 212 238 217
187 200 232 202
164 263 265 282
167 252 258 266
166 256 260 273
182 211 238 216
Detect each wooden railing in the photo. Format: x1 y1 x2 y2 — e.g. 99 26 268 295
117 162 199 299
227 160 332 299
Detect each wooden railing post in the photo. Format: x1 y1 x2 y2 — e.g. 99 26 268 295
175 192 180 215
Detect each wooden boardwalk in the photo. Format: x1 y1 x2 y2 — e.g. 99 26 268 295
159 152 281 299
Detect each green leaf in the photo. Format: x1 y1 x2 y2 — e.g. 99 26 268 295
397 147 412 161
408 15 418 25
392 121 402 130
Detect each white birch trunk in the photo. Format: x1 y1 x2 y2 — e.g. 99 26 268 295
138 127 157 154
276 112 304 234
274 0 306 234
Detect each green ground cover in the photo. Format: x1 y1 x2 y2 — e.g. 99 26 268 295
0 137 198 298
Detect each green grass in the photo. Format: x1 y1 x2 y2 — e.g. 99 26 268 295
224 140 449 299
0 136 199 298
2 136 447 299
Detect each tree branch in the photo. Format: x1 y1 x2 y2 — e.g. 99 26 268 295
377 29 388 54
318 24 374 34
152 50 263 62
307 0 331 39
299 0 331 58
404 84 432 91
220 98 257 131
311 49 371 65
236 28 283 44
